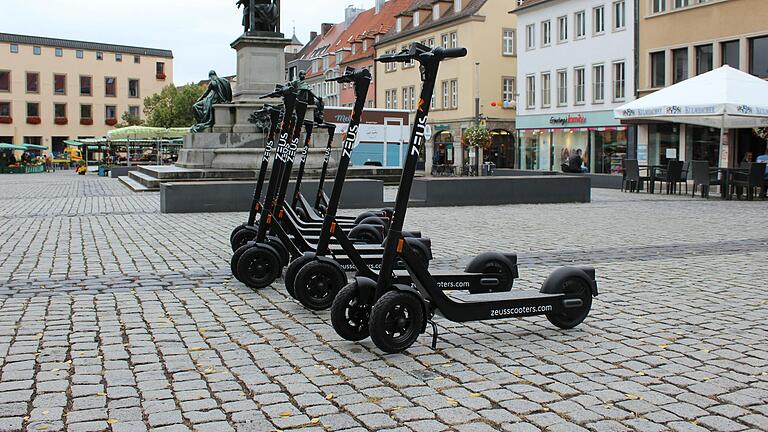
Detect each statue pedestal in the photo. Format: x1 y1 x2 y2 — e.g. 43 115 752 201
231 34 291 102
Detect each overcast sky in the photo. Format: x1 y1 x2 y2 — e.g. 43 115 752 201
1 0 375 84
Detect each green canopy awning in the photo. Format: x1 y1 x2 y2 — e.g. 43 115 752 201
63 139 82 146
21 144 47 150
0 143 27 150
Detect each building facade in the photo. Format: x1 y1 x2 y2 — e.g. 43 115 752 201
0 33 173 154
514 0 636 175
636 0 768 168
375 0 518 174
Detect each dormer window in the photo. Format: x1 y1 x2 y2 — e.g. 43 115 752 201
433 5 440 20
414 11 420 27
396 17 402 32
363 39 368 51
352 43 356 55
454 0 462 13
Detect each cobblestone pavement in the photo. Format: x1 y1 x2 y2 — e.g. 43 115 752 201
0 172 767 432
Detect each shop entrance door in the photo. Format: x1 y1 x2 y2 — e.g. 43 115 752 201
487 129 515 168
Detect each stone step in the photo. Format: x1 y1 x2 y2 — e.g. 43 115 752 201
138 165 256 180
118 176 154 192
129 170 161 189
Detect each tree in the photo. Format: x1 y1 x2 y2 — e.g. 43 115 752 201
115 111 145 128
143 84 205 128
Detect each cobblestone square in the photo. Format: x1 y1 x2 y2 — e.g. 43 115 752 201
0 172 766 432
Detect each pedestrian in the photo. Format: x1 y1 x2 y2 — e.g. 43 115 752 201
562 149 587 173
755 145 768 197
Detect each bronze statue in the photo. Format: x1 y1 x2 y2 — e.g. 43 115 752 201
191 71 233 133
289 70 310 91
237 0 280 34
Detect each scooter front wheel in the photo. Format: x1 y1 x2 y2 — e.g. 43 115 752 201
230 243 253 282
331 282 371 341
230 224 247 243
284 254 316 298
231 226 257 252
541 275 592 329
236 245 282 289
369 290 425 354
294 261 347 310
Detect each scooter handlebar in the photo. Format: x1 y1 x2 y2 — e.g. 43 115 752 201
438 47 468 59
326 66 371 84
375 43 467 64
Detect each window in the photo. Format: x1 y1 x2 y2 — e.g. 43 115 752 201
673 48 688 83
542 21 551 46
722 40 740 69
450 80 458 108
116 53 122 62
0 102 9 117
674 0 689 7
55 48 63 57
442 81 449 109
10 44 18 53
575 67 585 104
613 62 625 101
593 64 605 102
54 74 66 95
502 77 515 102
593 6 605 34
541 73 551 107
105 105 117 120
33 46 41 55
557 16 568 42
76 50 84 59
749 36 768 77
105 77 116 97
526 24 535 49
409 86 415 112
0 71 8 92
575 11 586 39
323 56 329 70
651 52 666 87
526 75 535 108
450 32 458 49
392 89 398 109
613 1 626 30
557 70 567 105
402 88 410 111
402 45 414 68
503 30 516 55
80 76 92 96
54 103 66 118
385 89 392 109
129 106 140 117
129 79 140 98
81 104 92 119
26 72 39 93
428 37 435 47
96 51 103 60
27 102 39 117
156 62 166 77
135 55 141 64
652 0 666 13
696 44 713 75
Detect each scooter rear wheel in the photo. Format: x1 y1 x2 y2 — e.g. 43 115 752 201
541 276 592 329
369 290 424 354
236 245 282 289
230 224 247 243
294 261 347 310
349 224 383 244
284 254 316 298
331 282 371 341
230 243 253 282
231 227 257 252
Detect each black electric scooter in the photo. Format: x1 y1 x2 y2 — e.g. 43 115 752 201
233 71 431 289
330 43 598 354
283 67 432 310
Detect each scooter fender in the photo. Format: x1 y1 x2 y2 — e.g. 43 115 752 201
405 237 433 260
541 266 598 297
314 256 348 282
352 276 378 303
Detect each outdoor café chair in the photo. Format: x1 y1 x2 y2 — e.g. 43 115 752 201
730 162 767 200
690 160 712 198
621 159 649 193
653 160 684 194
678 161 690 194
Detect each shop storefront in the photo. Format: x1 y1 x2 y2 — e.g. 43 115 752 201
516 111 631 174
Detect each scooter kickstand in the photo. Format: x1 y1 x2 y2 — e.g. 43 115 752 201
428 320 439 350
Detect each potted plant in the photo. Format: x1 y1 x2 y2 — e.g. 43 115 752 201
80 118 94 125
105 118 118 126
26 116 41 125
462 125 492 176
156 72 167 80
54 117 68 125
0 116 11 124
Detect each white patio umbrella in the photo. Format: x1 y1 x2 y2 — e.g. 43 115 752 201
615 65 768 166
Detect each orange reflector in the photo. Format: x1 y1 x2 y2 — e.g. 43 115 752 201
330 222 336 234
279 209 284 219
255 202 260 211
266 214 272 224
396 239 404 253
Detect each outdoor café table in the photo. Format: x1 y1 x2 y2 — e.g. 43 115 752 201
712 167 747 200
639 165 664 193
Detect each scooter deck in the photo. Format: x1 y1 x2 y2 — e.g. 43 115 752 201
445 290 560 303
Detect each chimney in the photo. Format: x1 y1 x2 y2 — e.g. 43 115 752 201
375 0 385 14
321 23 333 36
345 5 364 24
310 31 318 41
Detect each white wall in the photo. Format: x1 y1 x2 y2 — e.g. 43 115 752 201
516 0 635 117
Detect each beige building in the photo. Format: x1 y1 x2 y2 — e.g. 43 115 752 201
636 0 768 167
375 0 518 173
0 33 173 154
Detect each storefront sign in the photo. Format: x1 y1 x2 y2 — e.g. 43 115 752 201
549 114 587 126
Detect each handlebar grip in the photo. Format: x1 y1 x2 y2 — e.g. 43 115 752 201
441 47 467 59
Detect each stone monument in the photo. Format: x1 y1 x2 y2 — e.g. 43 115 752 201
177 0 327 171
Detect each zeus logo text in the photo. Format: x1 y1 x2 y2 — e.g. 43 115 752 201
341 125 358 159
276 133 289 162
323 147 331 162
263 140 274 159
411 116 429 156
